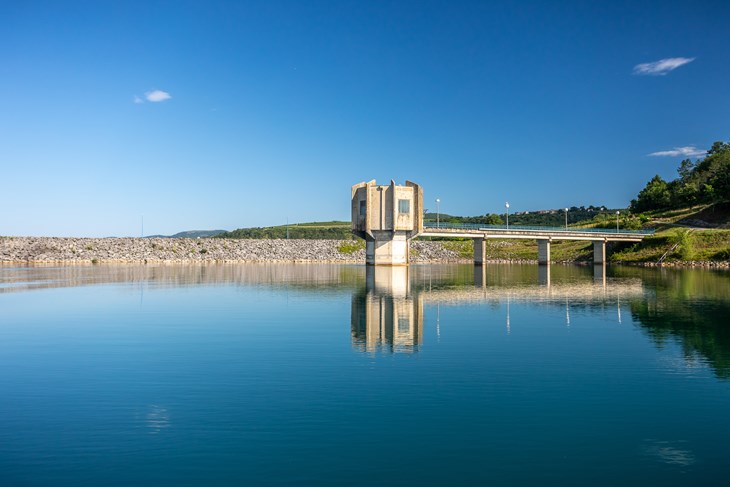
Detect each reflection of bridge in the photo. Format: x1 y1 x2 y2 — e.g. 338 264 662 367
351 264 644 354
351 180 653 265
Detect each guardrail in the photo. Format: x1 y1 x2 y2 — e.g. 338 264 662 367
423 222 655 235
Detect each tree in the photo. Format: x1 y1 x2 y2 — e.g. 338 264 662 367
632 175 671 212
677 158 695 181
707 140 730 155
485 213 504 225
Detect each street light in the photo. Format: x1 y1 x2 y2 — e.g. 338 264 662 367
616 211 620 232
505 202 510 229
436 198 441 228
564 208 569 230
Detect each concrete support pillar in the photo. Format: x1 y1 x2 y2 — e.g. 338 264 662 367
473 238 486 266
366 231 409 266
537 239 551 265
593 240 606 265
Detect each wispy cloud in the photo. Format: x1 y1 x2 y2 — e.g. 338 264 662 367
133 95 144 104
648 146 706 158
145 90 172 102
633 57 695 76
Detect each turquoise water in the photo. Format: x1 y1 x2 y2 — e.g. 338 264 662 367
1 263 729 485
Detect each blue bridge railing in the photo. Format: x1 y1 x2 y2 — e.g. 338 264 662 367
423 222 654 235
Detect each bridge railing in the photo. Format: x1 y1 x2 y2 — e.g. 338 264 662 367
423 222 655 235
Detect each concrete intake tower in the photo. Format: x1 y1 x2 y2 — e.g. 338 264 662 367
351 180 424 266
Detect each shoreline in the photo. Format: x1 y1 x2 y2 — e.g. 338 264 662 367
1 237 728 268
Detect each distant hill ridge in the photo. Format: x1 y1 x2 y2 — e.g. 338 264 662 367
145 230 227 238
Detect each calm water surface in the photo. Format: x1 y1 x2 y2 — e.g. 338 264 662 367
1 263 729 486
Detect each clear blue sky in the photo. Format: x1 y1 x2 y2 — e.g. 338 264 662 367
2 0 729 236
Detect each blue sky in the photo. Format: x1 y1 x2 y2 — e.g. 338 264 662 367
2 0 729 237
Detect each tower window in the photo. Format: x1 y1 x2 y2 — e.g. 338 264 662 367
398 199 410 214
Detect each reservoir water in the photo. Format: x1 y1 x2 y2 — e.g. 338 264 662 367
1 263 729 485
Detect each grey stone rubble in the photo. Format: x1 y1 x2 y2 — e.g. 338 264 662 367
0 237 472 264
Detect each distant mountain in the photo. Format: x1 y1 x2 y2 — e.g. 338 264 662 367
145 230 227 238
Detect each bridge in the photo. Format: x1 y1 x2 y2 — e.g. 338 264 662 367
421 222 652 265
352 179 653 265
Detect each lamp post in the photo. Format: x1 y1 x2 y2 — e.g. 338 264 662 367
616 211 620 232
436 198 440 228
505 202 510 229
564 208 569 230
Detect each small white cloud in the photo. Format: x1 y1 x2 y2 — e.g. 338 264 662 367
145 90 172 102
633 57 695 76
133 95 144 104
648 146 706 157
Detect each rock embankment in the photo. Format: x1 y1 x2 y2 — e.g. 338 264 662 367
0 237 471 264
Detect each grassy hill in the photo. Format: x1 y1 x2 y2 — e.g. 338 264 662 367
607 204 730 263
217 221 351 239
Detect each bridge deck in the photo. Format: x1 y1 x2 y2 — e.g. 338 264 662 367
420 223 652 242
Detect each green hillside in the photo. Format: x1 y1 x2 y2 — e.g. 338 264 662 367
217 221 351 239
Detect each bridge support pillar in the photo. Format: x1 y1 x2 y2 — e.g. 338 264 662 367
473 238 486 266
593 240 606 265
366 231 409 266
537 239 551 265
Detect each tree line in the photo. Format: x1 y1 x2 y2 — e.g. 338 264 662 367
426 206 618 227
217 225 351 240
632 140 730 212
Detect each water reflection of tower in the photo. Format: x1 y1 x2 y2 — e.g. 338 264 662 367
351 266 423 353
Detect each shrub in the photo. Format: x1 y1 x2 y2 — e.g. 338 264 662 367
338 239 365 254
712 248 730 261
442 240 473 259
671 229 695 260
